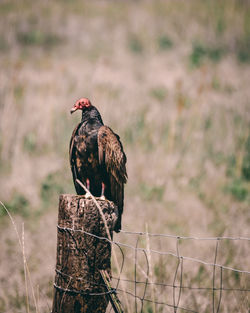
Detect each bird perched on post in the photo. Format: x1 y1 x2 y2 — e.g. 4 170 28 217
69 98 127 232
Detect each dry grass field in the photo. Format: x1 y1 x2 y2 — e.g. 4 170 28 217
0 0 249 312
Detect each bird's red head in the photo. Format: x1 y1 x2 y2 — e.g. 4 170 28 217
70 98 92 114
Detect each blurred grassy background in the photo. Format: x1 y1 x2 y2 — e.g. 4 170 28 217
0 0 249 312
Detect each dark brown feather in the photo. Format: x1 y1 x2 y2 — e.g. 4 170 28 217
69 105 127 232
98 126 127 231
69 123 87 194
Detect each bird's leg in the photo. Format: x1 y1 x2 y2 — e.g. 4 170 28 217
100 182 106 200
85 178 91 199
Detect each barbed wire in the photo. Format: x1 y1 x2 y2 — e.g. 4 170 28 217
57 225 250 274
120 230 250 241
111 277 250 292
55 224 250 313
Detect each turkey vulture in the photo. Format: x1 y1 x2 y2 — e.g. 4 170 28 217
69 98 127 232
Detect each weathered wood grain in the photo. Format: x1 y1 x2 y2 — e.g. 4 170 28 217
52 194 118 313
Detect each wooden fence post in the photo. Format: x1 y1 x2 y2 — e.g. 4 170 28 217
52 194 118 313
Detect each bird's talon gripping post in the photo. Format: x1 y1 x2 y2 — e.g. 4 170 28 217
85 192 92 199
84 178 92 198
100 182 106 200
86 178 90 190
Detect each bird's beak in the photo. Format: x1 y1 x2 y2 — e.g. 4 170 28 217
70 106 78 114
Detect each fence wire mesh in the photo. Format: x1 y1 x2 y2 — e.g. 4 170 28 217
56 225 250 313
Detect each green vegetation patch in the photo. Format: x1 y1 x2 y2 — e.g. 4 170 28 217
237 41 250 64
23 132 37 154
40 172 65 207
242 135 250 181
1 193 30 217
139 183 165 202
190 42 224 67
224 135 250 202
224 178 248 202
143 303 154 313
16 30 63 48
128 34 144 54
157 35 173 51
149 86 168 102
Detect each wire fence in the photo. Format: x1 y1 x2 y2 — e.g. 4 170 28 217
56 225 250 313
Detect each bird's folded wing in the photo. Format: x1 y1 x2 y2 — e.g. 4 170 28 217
98 126 127 185
69 123 84 192
69 123 81 162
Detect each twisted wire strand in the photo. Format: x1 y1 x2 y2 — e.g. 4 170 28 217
111 277 250 292
57 226 250 274
120 230 250 241
55 225 250 312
